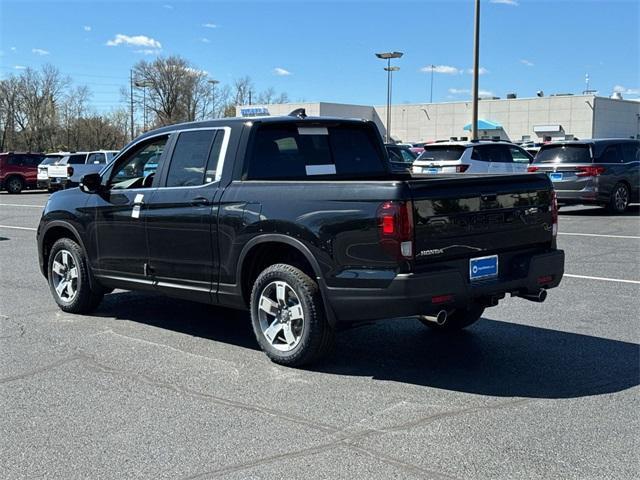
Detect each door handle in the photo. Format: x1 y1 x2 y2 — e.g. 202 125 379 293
191 196 210 206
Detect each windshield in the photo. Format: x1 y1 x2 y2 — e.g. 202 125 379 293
417 145 465 162
534 145 592 164
40 156 61 165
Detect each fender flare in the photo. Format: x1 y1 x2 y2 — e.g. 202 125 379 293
236 234 337 326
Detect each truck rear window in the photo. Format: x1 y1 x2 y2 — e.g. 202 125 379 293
534 145 592 164
417 145 465 161
246 123 386 180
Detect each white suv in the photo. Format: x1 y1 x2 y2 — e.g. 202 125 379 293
412 141 533 175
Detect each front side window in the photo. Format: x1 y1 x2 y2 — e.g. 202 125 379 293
510 146 532 164
109 136 168 189
400 149 416 163
165 130 219 187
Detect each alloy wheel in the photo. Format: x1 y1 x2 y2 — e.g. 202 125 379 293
257 280 305 352
51 249 79 302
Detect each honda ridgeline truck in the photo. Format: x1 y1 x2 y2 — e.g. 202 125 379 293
37 112 564 366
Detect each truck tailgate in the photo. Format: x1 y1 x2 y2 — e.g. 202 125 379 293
408 173 554 264
48 165 68 178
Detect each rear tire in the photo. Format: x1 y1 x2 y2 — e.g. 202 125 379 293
250 263 334 367
419 303 484 331
6 176 24 194
606 183 629 214
47 238 104 314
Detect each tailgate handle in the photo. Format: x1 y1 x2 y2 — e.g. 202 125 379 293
481 193 497 201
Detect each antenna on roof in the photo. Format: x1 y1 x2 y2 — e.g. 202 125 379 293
289 108 307 119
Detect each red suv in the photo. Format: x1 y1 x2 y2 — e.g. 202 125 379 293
0 152 45 193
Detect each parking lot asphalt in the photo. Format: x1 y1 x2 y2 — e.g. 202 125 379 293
1 191 638 480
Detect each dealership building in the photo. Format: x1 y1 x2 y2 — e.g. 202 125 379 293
237 94 640 143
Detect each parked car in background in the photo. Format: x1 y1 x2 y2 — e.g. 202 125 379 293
385 143 417 172
0 152 45 193
38 152 69 190
528 139 640 213
46 150 118 191
412 141 533 175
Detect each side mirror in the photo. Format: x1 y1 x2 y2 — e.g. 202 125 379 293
79 173 102 194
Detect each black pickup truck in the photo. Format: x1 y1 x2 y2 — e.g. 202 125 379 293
37 112 564 366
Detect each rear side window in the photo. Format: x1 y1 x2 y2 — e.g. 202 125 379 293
419 146 465 161
68 154 87 165
599 145 622 164
87 153 106 164
535 145 592 164
621 142 640 163
246 123 386 180
165 130 218 187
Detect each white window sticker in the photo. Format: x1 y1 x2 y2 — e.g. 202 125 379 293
131 205 141 219
305 164 336 176
298 127 328 136
134 193 144 204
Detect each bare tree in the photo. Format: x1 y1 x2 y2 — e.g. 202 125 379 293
132 56 211 126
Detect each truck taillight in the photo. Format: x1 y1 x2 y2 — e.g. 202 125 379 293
527 166 540 172
576 166 605 177
551 189 558 237
67 166 74 177
377 201 414 259
456 164 470 173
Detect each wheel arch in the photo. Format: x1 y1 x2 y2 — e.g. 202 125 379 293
40 221 93 283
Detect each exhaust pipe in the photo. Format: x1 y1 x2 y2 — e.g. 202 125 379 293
419 309 448 325
518 289 547 303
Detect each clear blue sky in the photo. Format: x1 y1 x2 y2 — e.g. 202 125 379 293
1 0 638 112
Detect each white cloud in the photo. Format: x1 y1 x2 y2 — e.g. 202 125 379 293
273 67 292 76
490 0 519 5
32 48 50 56
479 90 495 97
106 34 162 49
10 46 16 51
613 85 640 95
202 23 217 28
14 65 26 70
520 59 534 67
163 4 173 9
466 67 489 75
83 25 91 32
201 38 211 43
448 88 470 94
134 49 161 55
420 65 460 75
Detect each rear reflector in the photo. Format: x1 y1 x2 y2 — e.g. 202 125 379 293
432 294 454 304
527 166 540 172
537 275 553 285
456 164 470 173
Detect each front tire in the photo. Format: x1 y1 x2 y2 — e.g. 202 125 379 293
419 303 484 331
6 176 24 194
250 264 334 367
607 183 630 214
47 238 104 313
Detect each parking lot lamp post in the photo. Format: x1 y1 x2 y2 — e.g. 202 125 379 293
134 80 152 131
471 0 481 141
376 51 403 143
208 79 219 118
430 64 435 103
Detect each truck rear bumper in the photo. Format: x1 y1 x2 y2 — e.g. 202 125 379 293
324 249 564 323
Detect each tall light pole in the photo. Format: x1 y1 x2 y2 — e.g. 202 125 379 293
207 79 219 118
376 51 403 143
129 69 135 141
471 0 481 141
134 80 152 131
430 64 435 103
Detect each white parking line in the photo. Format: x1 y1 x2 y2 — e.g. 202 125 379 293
559 232 640 240
0 203 45 208
0 225 37 231
564 274 640 285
